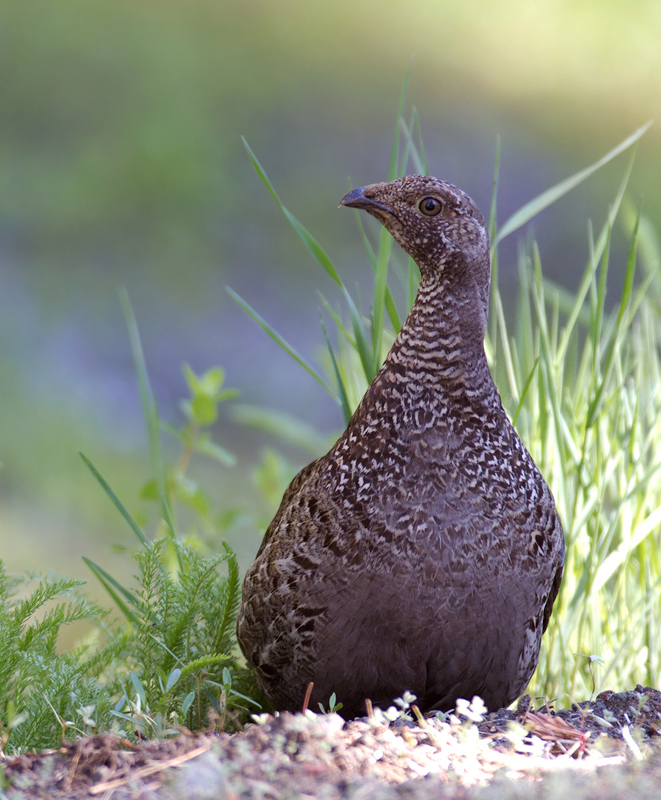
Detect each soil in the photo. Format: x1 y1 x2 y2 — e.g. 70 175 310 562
3 687 661 799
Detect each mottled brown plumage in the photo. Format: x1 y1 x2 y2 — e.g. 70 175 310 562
237 175 565 718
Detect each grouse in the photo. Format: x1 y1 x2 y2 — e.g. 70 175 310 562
237 175 565 718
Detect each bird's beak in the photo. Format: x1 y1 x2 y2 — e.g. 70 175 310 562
339 186 392 215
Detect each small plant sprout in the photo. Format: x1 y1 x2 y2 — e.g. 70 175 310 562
454 696 487 724
317 693 344 714
250 713 272 726
218 667 261 716
576 653 605 697
382 691 418 723
76 705 97 735
394 691 417 712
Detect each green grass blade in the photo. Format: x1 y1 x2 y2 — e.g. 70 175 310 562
372 227 393 372
489 136 501 345
321 320 352 426
488 135 501 245
591 148 637 266
317 292 355 347
397 110 429 177
285 209 344 287
494 122 652 245
397 117 414 176
616 200 641 330
242 137 344 288
586 204 640 428
408 256 419 310
120 290 172 531
352 210 401 333
82 558 139 625
79 452 148 546
413 108 429 176
384 287 402 334
370 73 412 369
553 242 602 366
591 227 611 363
227 287 336 398
161 494 184 572
388 59 412 181
511 357 540 426
344 287 376 384
493 288 518 401
352 205 378 270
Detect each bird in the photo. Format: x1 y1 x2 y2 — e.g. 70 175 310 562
237 174 565 719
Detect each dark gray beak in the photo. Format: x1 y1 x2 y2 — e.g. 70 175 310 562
339 186 392 214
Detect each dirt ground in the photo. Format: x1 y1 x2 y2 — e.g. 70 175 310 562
4 686 661 799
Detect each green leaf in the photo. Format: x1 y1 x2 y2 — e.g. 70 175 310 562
182 692 195 715
214 388 240 403
232 403 331 455
193 434 237 466
185 486 212 518
184 365 231 399
161 420 189 445
191 396 218 426
129 671 148 708
140 479 159 501
183 363 202 395
165 668 182 693
199 367 225 396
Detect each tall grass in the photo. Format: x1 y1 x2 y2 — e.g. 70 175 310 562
510 185 661 703
233 96 659 706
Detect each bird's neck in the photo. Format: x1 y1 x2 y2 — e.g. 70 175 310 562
379 271 497 405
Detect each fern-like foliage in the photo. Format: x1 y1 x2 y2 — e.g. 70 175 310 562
117 537 253 730
0 563 124 753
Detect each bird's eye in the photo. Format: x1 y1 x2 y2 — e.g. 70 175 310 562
418 196 443 216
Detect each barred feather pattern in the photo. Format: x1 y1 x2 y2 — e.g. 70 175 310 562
237 175 565 718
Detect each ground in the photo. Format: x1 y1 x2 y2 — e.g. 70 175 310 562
4 687 661 799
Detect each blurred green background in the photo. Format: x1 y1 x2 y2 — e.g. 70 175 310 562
1 0 660 606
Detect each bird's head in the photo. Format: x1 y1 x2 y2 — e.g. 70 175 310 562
340 175 490 308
